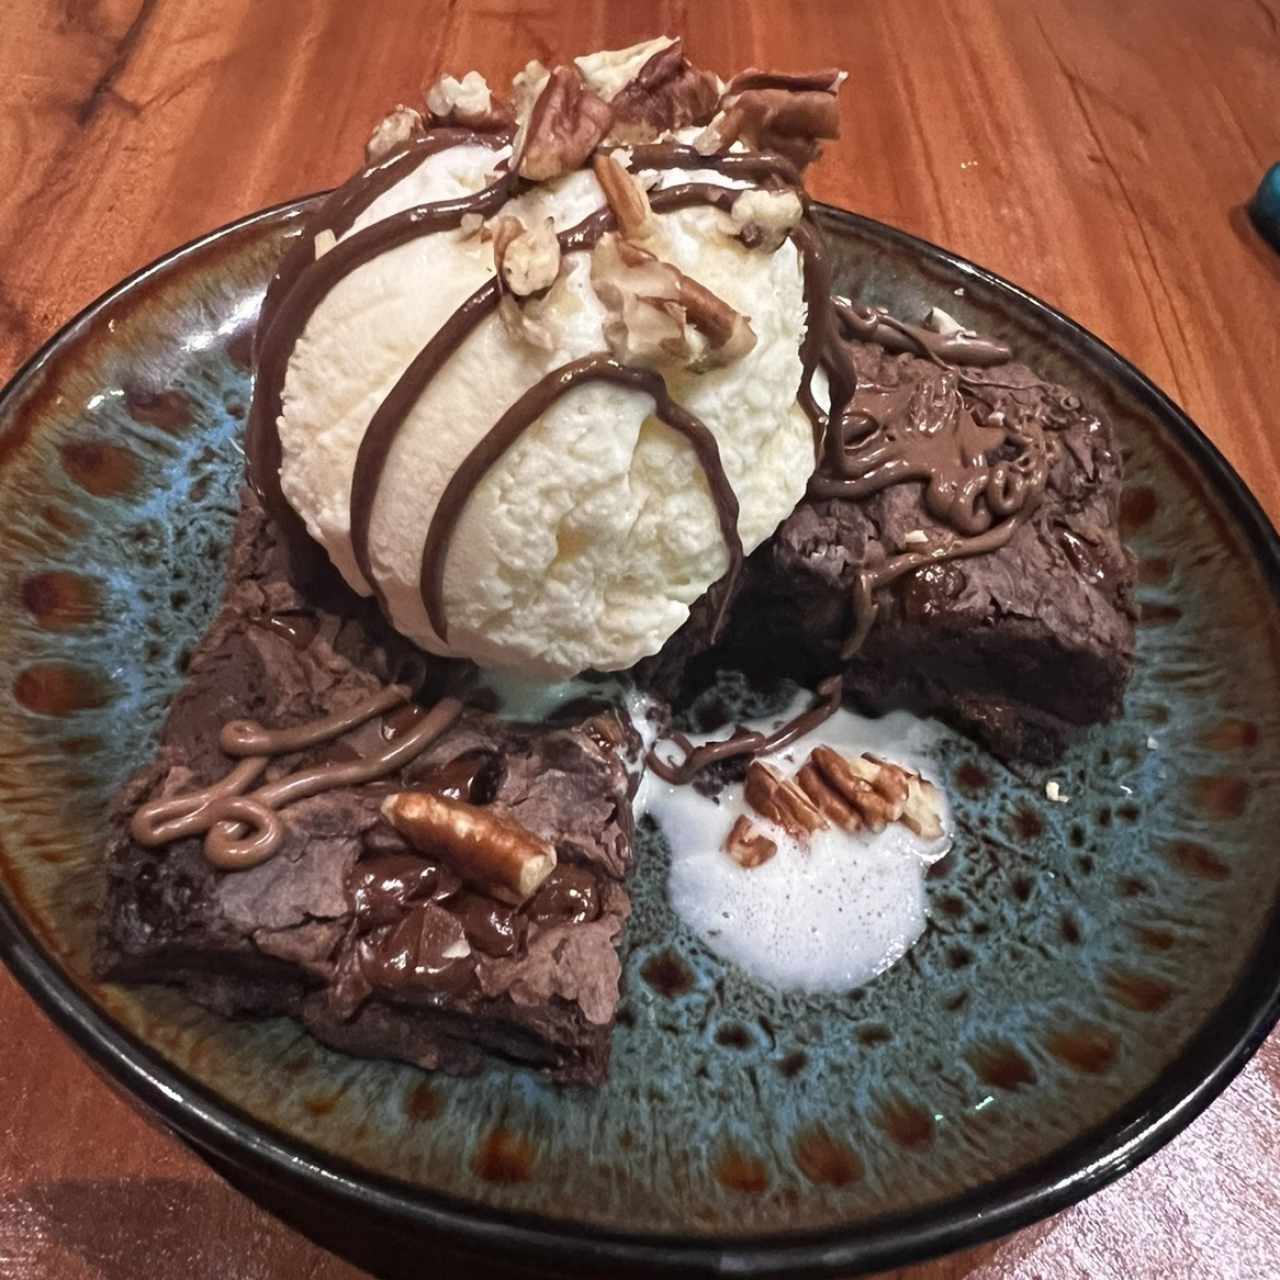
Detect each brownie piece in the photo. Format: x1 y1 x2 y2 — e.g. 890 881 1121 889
731 340 1136 763
97 494 638 1085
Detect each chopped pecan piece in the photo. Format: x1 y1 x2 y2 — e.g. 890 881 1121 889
488 213 561 295
365 104 424 163
424 70 515 133
806 747 901 833
515 64 612 181
382 791 557 904
591 233 756 368
724 815 778 869
795 762 863 833
593 152 656 240
806 748 944 839
744 761 829 840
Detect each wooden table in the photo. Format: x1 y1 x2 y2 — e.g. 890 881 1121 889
2 2 1278 1276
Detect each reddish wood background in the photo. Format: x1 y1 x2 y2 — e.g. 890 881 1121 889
2 2 1279 1276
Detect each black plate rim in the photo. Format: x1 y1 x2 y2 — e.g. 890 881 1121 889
1 196 1278 1278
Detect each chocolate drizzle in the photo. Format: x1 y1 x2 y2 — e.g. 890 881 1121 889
618 142 803 189
809 297 1050 656
647 674 843 784
346 178 816 643
832 299 1012 369
247 132 515 543
244 115 837 660
131 686 464 871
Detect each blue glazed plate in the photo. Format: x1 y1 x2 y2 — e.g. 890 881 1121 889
1 198 1278 1278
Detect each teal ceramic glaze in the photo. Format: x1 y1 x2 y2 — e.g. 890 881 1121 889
1 199 1278 1278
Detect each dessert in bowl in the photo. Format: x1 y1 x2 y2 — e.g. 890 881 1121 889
96 37 1134 1086
11 31 1275 1277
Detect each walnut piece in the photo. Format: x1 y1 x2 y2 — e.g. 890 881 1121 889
365 104 424 163
724 815 778 869
382 791 556 904
591 232 756 369
424 70 515 133
515 64 613 181
744 761 829 840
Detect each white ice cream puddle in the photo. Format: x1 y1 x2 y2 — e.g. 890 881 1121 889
644 695 952 994
475 671 951 993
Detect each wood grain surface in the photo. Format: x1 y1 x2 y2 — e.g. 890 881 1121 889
2 2 1278 1276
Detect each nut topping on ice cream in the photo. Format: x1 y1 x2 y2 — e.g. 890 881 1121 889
248 38 846 677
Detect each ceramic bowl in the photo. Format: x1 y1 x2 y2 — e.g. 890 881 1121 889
1 199 1278 1278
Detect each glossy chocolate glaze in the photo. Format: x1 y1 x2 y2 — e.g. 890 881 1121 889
527 864 601 925
349 853 464 929
833 298 1012 368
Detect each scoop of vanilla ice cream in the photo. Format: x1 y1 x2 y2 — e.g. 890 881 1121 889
277 133 812 678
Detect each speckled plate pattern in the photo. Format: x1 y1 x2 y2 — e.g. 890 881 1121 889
1 199 1279 1278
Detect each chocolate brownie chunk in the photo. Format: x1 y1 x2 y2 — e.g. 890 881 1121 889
732 340 1137 762
97 495 638 1085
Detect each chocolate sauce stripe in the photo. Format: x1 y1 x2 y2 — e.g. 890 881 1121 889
618 142 803 189
253 130 512 367
246 155 516 532
419 354 742 645
647 674 843 784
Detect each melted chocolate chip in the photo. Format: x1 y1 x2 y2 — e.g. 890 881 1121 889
901 562 968 621
453 892 528 957
358 901 475 995
409 749 504 804
527 864 600 925
349 854 462 929
265 612 317 650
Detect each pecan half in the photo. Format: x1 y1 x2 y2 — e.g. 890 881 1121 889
727 68 847 94
795 762 863 833
695 82 842 169
805 748 943 838
604 38 722 143
724 815 778 869
381 791 556 904
425 70 515 133
744 761 829 840
515 64 613 181
365 104 425 163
